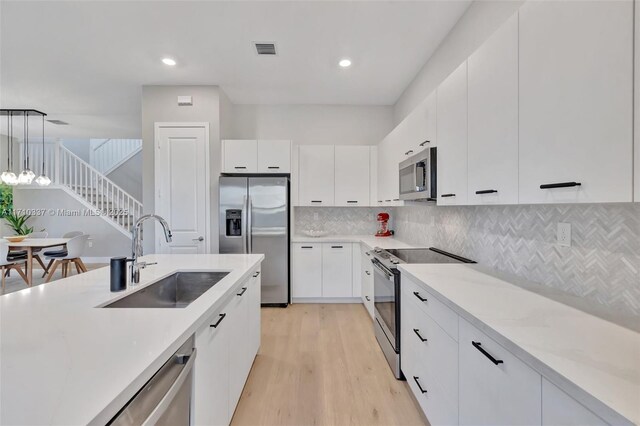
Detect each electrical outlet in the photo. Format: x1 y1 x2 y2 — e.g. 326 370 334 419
557 223 571 247
88 240 93 248
313 212 319 221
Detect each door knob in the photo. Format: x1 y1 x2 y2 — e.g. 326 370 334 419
193 236 204 242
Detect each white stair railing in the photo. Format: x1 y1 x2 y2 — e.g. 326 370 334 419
90 138 142 175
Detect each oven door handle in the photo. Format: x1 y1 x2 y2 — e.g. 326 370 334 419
371 258 395 281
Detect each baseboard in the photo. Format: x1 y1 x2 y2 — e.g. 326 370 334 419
291 297 362 304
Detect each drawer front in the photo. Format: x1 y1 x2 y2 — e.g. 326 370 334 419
402 274 459 341
459 317 541 426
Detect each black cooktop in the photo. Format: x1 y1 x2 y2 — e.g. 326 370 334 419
372 247 475 269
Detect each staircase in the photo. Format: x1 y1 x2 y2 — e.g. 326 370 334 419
89 139 142 175
23 141 142 238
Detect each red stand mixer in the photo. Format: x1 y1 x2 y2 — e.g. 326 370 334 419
375 212 392 237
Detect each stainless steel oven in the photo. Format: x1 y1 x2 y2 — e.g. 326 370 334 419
371 257 402 379
399 147 437 201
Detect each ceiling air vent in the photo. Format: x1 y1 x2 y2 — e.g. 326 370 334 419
254 42 277 55
47 119 69 125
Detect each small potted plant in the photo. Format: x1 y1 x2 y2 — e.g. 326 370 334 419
3 212 35 243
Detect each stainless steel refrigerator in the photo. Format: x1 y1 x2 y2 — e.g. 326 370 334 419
219 176 289 306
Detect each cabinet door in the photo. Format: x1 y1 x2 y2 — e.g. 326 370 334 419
298 145 335 206
635 0 640 202
467 12 519 205
407 91 437 153
334 146 370 206
194 307 230 426
292 243 322 298
228 281 250 416
459 318 541 426
519 0 633 203
437 61 468 205
376 135 393 205
321 243 353 297
248 269 261 357
222 140 258 173
542 379 607 426
257 140 291 173
352 244 361 297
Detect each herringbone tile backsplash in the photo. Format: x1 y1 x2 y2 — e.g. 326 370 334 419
294 207 393 235
394 203 640 317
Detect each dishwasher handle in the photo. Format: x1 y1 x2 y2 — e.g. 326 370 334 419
141 348 197 426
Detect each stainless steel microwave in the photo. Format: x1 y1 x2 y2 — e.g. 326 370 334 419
398 147 437 201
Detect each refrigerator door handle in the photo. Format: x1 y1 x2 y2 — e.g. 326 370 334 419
242 195 248 254
247 195 253 253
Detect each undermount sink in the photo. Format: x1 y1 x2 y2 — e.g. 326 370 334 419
103 271 229 308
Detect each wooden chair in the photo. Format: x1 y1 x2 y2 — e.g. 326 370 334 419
44 234 90 282
0 242 28 291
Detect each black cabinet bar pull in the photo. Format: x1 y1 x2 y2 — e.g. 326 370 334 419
476 189 498 194
301 246 313 249
252 271 260 278
413 291 428 302
267 166 280 169
392 199 400 201
365 271 371 276
210 313 226 328
331 245 343 249
540 182 581 189
413 329 427 342
405 150 414 156
472 341 504 365
311 200 322 203
441 193 456 198
347 200 358 204
237 287 248 296
385 199 392 202
365 296 371 301
413 376 427 394
419 140 430 147
234 166 247 169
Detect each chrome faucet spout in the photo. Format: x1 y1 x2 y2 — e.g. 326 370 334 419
130 214 172 284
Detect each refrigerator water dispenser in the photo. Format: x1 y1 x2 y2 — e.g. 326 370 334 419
226 209 242 236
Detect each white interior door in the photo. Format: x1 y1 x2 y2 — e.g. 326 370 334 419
155 123 209 254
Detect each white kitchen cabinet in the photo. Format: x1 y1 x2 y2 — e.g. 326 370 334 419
519 0 633 204
228 279 250 416
459 317 541 426
437 61 468 206
360 247 374 319
257 140 291 173
298 145 335 206
248 270 261 357
542 378 607 426
405 91 437 153
467 12 519 205
376 133 403 206
635 0 640 202
334 146 370 206
222 140 258 173
194 306 231 426
352 244 361 298
292 243 322 298
321 243 353 298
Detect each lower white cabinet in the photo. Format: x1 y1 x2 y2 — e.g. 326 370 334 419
459 317 541 426
542 378 607 426
193 268 261 425
292 243 354 300
360 247 374 319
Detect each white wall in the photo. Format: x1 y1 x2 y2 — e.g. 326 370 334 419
106 151 142 202
227 104 393 146
393 0 524 124
61 139 91 163
12 188 131 258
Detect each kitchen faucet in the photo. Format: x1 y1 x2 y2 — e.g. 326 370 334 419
131 214 173 284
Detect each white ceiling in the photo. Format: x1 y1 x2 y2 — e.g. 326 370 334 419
0 0 470 137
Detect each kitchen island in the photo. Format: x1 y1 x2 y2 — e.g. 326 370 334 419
0 253 264 425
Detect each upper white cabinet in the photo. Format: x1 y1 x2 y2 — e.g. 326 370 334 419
257 140 291 173
298 145 335 206
334 146 370 206
459 318 541 426
437 61 468 206
222 139 291 174
222 140 258 173
518 0 633 204
407 91 437 151
467 12 519 205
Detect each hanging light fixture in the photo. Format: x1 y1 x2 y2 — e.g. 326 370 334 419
1 112 18 185
35 114 51 186
17 112 35 185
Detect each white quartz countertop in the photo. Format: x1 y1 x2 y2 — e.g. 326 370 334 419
398 264 640 425
291 234 422 250
0 253 264 426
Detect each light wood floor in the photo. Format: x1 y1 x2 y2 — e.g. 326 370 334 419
231 304 427 426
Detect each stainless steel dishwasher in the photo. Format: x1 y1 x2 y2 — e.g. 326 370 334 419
109 335 196 426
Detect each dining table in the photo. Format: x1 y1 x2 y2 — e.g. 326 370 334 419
8 238 70 286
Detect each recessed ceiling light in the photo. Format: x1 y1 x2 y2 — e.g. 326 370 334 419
162 57 177 66
339 58 352 68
